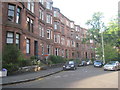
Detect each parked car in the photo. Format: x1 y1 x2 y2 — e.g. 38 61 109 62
87 60 93 65
104 61 120 71
94 60 103 67
78 60 87 66
63 61 77 70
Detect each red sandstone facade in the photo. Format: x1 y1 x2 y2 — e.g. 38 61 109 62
1 1 95 61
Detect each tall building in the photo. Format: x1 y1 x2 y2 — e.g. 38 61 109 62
1 1 95 61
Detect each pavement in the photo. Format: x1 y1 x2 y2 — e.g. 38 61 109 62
0 67 63 86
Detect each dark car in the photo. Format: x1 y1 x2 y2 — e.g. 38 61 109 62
94 60 103 67
78 60 87 66
63 61 77 70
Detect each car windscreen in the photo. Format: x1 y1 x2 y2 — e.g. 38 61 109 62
66 61 74 65
94 62 102 64
107 62 116 65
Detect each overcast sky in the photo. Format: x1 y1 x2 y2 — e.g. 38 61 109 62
52 0 119 28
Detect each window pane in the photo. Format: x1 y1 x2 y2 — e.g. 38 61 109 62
7 38 13 44
26 39 30 53
16 39 19 44
27 2 31 10
8 5 14 10
31 2 34 13
17 8 20 12
16 13 20 23
7 32 13 37
8 10 14 21
16 34 19 39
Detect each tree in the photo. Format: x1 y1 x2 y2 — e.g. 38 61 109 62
85 12 119 62
103 18 119 46
85 12 105 44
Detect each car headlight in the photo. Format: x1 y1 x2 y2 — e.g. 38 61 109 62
63 66 65 67
71 65 74 67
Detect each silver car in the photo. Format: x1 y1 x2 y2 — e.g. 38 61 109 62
104 61 120 71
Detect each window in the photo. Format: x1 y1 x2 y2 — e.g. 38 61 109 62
27 2 30 10
54 35 57 43
6 32 14 44
46 1 52 10
31 19 34 33
39 9 44 20
46 14 52 24
54 34 60 43
8 4 15 22
47 45 50 54
31 2 34 13
8 4 21 23
54 11 58 17
26 39 30 54
72 41 75 47
27 17 30 31
27 17 34 32
76 43 79 48
47 29 51 39
57 35 60 43
16 7 21 24
70 22 74 28
54 22 59 30
16 33 20 48
39 25 44 37
55 48 59 56
67 40 70 47
27 2 34 13
39 0 44 5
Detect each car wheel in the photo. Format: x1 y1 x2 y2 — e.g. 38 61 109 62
115 68 118 71
73 67 76 70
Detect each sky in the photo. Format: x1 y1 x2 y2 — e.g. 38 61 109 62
52 0 119 28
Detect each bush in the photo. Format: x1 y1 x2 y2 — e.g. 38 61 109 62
18 59 33 67
3 63 19 74
47 55 65 64
2 45 23 74
3 45 22 64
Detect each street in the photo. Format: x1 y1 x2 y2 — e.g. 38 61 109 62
3 65 118 88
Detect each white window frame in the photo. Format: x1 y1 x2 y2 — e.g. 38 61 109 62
6 32 14 44
26 39 30 54
47 29 51 39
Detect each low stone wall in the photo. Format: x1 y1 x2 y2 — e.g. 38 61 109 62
18 65 40 73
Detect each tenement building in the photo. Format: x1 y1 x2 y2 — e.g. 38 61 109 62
1 0 95 60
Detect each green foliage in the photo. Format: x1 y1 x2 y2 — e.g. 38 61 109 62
85 12 105 44
3 45 22 64
18 59 33 67
96 44 118 63
3 63 19 74
2 45 22 73
104 44 118 62
47 55 65 64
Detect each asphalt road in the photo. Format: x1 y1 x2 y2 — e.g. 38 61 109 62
3 65 118 88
